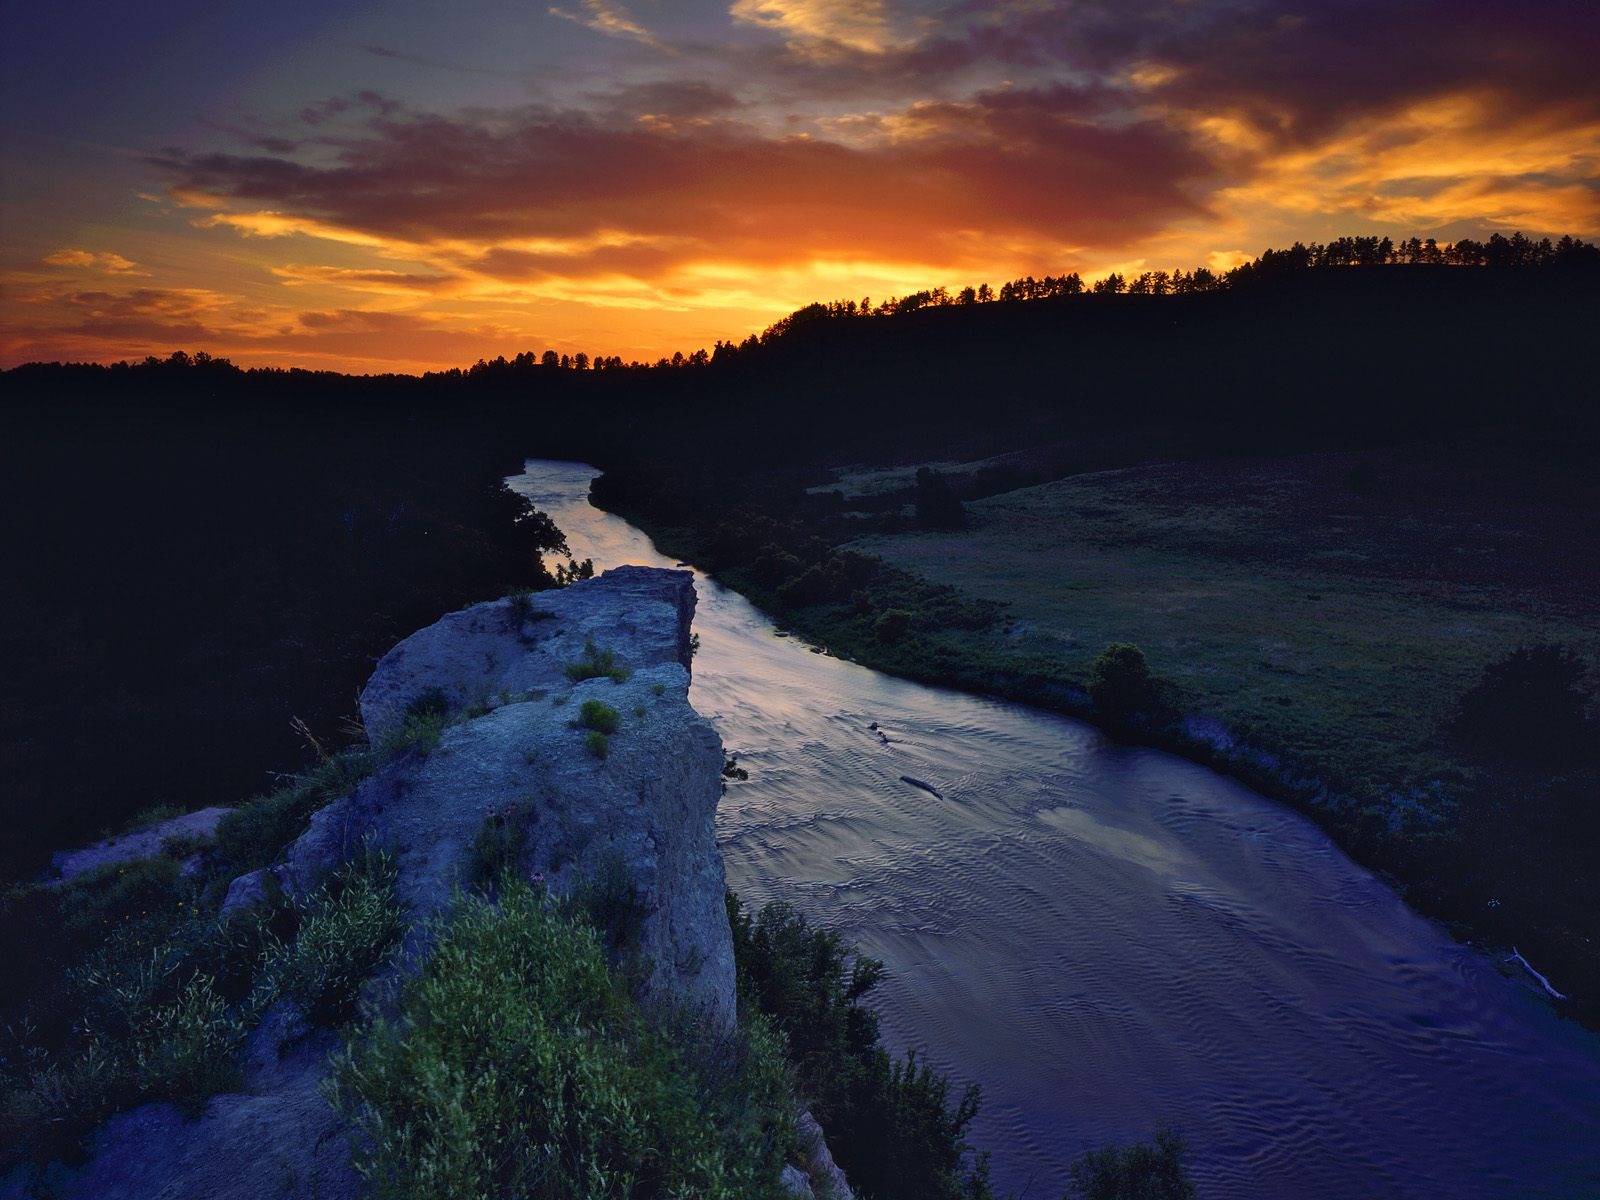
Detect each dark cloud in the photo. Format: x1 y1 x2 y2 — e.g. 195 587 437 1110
588 79 745 120
153 83 1213 268
61 288 220 319
1133 0 1600 145
928 0 1600 145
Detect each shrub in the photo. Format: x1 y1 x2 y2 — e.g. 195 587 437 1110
212 750 377 878
1087 643 1155 724
727 894 993 1200
563 853 648 955
1451 643 1595 766
259 849 406 1027
378 695 451 757
329 882 792 1200
584 730 610 759
577 699 622 734
1065 1126 1197 1200
1 904 246 1168
552 557 595 587
565 638 630 683
914 467 966 530
466 800 537 890
129 974 245 1105
873 609 914 644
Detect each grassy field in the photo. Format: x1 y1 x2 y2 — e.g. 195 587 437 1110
843 443 1600 808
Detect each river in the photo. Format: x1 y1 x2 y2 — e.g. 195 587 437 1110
509 459 1600 1200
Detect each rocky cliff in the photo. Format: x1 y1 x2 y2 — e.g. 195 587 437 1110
20 567 752 1199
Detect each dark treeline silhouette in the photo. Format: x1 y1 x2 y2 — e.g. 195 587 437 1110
0 372 583 879
696 230 1599 366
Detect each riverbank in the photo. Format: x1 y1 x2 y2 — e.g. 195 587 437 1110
586 444 1600 1026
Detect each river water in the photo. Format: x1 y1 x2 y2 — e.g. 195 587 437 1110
509 459 1600 1200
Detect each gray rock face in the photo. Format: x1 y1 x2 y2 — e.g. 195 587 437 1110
796 1109 857 1200
226 566 733 1021
353 564 734 1023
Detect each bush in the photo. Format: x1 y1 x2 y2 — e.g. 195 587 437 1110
914 467 966 530
1 899 246 1169
577 699 622 734
1451 643 1595 766
466 800 537 890
259 848 406 1027
563 853 648 955
330 881 793 1200
212 750 377 878
565 638 630 683
873 609 914 644
585 730 610 759
727 894 993 1200
1087 643 1155 724
1064 1126 1197 1200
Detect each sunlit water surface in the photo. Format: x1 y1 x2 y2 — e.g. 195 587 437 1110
510 459 1600 1200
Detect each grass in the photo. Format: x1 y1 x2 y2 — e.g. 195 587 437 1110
565 637 631 683
849 447 1600 800
576 698 622 734
211 749 378 884
465 799 538 891
256 848 407 1027
574 699 623 760
329 880 793 1200
1 755 413 1174
376 690 453 758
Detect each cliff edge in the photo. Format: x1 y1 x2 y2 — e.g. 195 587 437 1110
22 567 743 1200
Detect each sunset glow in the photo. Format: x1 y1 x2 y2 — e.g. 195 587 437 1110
3 0 1597 373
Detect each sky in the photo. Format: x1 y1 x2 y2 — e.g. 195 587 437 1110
2 0 1597 373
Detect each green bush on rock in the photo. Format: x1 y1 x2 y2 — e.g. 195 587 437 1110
330 880 794 1200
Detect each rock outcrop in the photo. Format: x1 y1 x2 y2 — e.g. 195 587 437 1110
21 567 739 1200
50 807 230 884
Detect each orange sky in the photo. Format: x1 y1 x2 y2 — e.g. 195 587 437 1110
2 0 1597 373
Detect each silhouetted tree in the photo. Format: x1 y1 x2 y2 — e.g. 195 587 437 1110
1452 644 1594 766
1087 643 1154 722
914 467 965 530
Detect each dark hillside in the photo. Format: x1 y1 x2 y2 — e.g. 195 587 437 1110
0 375 568 878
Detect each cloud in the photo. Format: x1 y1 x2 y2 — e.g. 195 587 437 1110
549 1 670 50
10 0 1599 374
589 80 744 122
730 0 900 56
42 249 144 275
59 288 226 319
361 44 525 79
270 264 461 295
151 85 1212 276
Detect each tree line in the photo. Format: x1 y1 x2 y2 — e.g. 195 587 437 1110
727 230 1599 355
12 230 1595 382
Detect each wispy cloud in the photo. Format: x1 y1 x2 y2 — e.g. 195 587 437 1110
548 1 671 51
729 0 900 56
